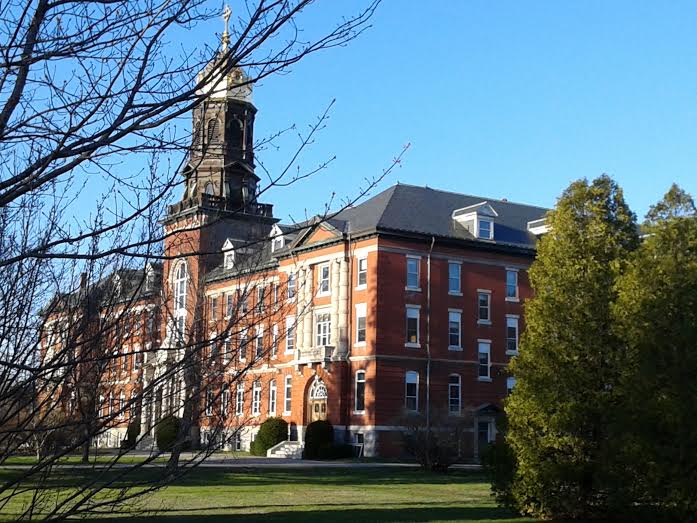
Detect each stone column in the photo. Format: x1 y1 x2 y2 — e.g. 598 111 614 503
338 257 349 355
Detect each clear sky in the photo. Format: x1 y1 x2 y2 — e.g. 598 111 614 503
247 0 697 223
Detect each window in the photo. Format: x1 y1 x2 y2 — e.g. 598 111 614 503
448 311 461 349
506 316 519 354
237 289 248 313
206 388 214 417
448 262 461 294
239 329 247 362
285 317 295 354
231 432 242 451
273 284 279 305
224 251 235 270
252 381 261 416
255 326 264 359
287 273 296 299
355 303 366 344
506 269 518 299
210 296 218 320
174 262 187 311
119 392 126 419
478 341 491 380
406 257 420 289
226 293 234 317
405 371 419 412
478 291 491 323
284 375 292 413
235 385 244 416
405 306 419 345
448 375 461 415
223 335 232 364
221 389 230 417
478 219 493 239
269 380 277 415
357 257 368 287
271 325 278 358
317 264 330 295
272 236 284 252
355 370 366 412
256 286 265 313
316 312 331 346
507 377 517 395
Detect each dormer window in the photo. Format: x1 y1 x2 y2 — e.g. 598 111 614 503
452 202 498 241
272 237 284 252
269 224 286 253
478 219 493 239
222 239 235 270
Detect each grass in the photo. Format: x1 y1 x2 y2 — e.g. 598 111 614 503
0 466 536 522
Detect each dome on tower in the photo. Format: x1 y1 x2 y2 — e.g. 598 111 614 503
195 58 253 104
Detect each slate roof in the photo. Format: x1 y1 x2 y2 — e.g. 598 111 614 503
205 184 549 282
321 184 549 249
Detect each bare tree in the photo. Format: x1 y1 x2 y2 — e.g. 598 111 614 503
0 1 415 521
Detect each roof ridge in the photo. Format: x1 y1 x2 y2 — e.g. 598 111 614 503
393 182 550 211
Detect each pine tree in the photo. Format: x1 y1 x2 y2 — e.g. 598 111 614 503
504 175 639 519
614 185 697 519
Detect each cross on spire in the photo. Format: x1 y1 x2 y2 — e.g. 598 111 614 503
221 4 231 51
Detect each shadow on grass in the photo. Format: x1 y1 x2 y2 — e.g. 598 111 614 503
89 505 529 523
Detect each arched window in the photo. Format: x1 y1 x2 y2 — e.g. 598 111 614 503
207 119 219 144
355 370 366 413
174 262 187 312
448 374 461 415
405 371 418 412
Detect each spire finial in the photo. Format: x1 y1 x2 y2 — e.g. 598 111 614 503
221 4 232 51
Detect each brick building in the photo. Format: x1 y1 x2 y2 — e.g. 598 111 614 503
42 53 548 459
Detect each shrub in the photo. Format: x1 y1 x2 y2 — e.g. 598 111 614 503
250 417 288 456
120 421 140 450
155 415 181 451
303 419 333 459
481 437 517 509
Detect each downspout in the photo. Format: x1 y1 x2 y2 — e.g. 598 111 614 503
344 233 353 442
426 236 435 451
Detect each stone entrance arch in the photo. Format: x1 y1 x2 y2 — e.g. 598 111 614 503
306 377 328 424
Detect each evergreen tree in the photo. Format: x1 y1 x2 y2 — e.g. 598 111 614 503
614 185 697 519
504 175 639 519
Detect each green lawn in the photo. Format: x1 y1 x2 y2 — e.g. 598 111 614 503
0 466 535 522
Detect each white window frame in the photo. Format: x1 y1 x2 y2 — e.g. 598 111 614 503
356 257 368 289
269 379 277 415
448 374 461 415
406 256 421 291
505 268 519 301
285 317 295 354
271 324 278 359
221 389 230 418
448 309 462 350
506 315 519 355
174 262 187 312
252 380 261 416
355 303 367 346
315 311 331 347
235 385 244 416
225 293 234 318
478 218 493 239
478 340 492 381
477 289 492 325
354 370 366 414
287 272 296 300
405 305 420 348
254 325 264 359
205 388 214 417
448 261 462 295
256 286 265 313
405 371 419 412
317 263 330 296
239 329 247 362
224 251 235 270
283 375 292 414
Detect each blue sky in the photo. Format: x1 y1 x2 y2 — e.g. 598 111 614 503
246 0 697 223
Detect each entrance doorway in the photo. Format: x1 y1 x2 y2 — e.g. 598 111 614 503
307 377 328 424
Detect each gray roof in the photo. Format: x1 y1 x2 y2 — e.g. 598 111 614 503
327 184 549 249
205 184 549 282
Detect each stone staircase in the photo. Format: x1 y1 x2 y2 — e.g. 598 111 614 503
266 440 303 459
135 434 156 452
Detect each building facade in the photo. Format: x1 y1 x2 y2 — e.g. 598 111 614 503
42 53 548 459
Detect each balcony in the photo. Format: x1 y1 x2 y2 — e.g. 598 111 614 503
167 194 274 218
298 345 333 364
